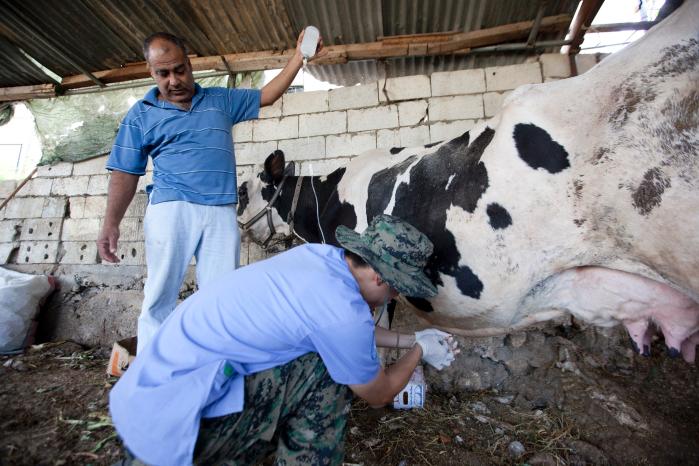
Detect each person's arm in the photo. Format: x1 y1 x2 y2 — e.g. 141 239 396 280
349 344 423 407
259 29 325 106
374 326 416 349
97 171 139 263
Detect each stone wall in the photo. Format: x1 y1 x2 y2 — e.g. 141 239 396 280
0 53 603 348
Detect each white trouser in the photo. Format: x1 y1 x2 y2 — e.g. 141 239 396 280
137 201 240 352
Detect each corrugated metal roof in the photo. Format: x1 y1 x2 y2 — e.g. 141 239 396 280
0 0 578 90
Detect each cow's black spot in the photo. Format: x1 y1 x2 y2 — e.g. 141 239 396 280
406 296 434 313
270 168 357 244
486 203 512 230
454 265 483 299
513 123 570 174
387 128 493 299
631 167 670 215
390 147 405 154
236 182 249 216
367 156 417 220
424 141 442 148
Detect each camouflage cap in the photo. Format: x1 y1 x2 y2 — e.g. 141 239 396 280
336 214 438 298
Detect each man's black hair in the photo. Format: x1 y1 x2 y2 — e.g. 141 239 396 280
344 249 368 268
143 32 188 61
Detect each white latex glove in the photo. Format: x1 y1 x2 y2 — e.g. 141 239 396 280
414 329 459 370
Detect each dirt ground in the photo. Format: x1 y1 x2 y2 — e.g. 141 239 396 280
1 338 698 466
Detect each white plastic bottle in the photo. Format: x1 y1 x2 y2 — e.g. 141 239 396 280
300 25 320 61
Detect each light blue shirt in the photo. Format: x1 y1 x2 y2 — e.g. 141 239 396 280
109 244 380 465
106 84 260 205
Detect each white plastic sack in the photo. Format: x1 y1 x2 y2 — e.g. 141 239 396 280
0 267 55 353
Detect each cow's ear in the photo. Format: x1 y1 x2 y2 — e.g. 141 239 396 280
263 150 286 184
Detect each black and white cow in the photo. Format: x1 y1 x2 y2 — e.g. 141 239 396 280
237 1 699 362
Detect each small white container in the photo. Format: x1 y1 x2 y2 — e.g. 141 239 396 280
393 365 425 409
300 25 320 59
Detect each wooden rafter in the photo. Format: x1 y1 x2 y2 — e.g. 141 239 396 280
0 14 572 102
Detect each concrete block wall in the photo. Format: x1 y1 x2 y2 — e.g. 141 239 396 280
0 54 608 343
0 52 603 280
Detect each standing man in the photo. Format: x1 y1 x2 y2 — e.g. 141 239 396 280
110 215 459 465
97 31 321 351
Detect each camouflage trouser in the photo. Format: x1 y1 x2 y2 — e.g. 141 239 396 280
117 352 353 465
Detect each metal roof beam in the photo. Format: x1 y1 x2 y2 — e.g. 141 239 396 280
561 0 606 55
2 3 106 88
527 1 549 46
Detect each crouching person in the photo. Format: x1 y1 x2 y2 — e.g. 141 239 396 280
110 214 459 465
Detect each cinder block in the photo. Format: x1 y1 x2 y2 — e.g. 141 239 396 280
575 54 599 74
483 91 511 117
87 174 110 195
431 69 486 96
17 241 59 264
278 136 326 161
113 241 146 266
73 155 109 176
235 141 278 165
377 129 400 149
399 126 430 147
326 132 377 157
283 90 329 115
51 176 90 196
0 180 17 198
0 220 21 242
36 162 72 178
18 178 52 197
83 196 108 218
59 241 99 265
61 218 101 241
485 62 542 91
299 157 350 177
329 83 379 111
68 197 86 218
119 217 144 241
348 106 398 132
258 98 282 119
429 120 477 143
19 218 63 241
4 197 45 219
125 194 148 218
379 75 431 102
398 100 428 126
0 242 17 264
429 95 483 121
299 111 346 137
237 165 258 183
137 173 151 192
540 53 571 79
42 197 67 218
233 120 253 142
253 116 298 142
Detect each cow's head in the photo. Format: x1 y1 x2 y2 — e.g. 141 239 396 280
237 150 295 247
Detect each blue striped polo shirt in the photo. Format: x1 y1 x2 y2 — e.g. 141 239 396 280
107 83 260 205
